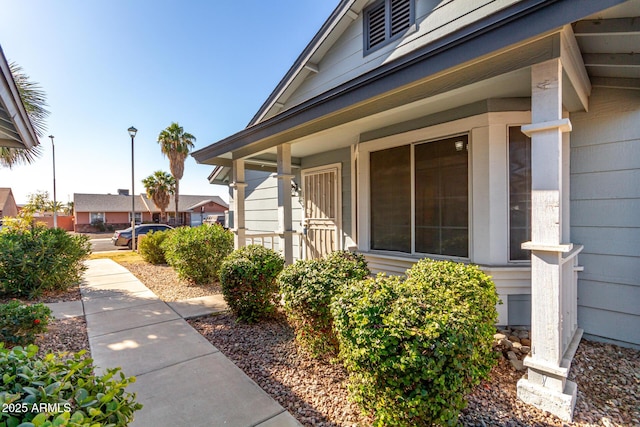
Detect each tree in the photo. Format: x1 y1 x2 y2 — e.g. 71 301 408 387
142 170 175 223
0 62 49 168
157 122 196 225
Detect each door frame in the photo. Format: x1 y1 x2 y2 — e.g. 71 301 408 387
301 163 343 258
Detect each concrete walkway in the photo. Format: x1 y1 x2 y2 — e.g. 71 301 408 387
49 258 301 427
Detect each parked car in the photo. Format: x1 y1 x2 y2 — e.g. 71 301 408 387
112 224 173 249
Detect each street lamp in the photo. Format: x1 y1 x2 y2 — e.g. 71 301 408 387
128 126 137 250
49 135 57 228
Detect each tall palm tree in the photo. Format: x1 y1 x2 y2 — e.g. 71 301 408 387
1 62 49 168
157 122 196 225
142 171 176 223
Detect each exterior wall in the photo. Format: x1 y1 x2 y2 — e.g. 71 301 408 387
33 215 74 231
284 0 519 111
570 87 640 348
301 147 353 249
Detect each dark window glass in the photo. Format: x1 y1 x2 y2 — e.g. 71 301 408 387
370 145 411 252
509 127 532 261
415 136 468 257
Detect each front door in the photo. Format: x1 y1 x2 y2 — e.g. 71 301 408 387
302 164 341 259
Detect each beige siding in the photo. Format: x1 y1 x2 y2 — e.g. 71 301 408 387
570 87 640 348
283 0 520 110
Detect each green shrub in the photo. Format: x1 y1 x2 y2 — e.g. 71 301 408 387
138 229 171 264
161 224 233 285
279 251 369 357
0 226 91 299
0 301 51 348
331 259 499 426
0 344 142 426
219 245 285 323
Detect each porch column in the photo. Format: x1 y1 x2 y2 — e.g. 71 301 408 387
231 159 247 249
277 144 294 265
516 59 583 422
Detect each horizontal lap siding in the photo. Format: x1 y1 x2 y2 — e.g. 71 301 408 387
285 0 519 110
570 87 640 348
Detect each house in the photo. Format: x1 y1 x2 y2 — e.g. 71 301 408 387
193 0 640 420
73 192 227 232
0 45 38 151
0 188 18 222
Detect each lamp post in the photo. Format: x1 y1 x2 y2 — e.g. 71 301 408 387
128 126 137 250
49 135 57 228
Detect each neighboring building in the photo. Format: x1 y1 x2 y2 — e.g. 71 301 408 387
74 192 227 232
0 188 18 222
193 0 640 420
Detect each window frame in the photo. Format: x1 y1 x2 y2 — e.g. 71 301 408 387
363 0 415 55
507 125 532 262
89 212 105 224
128 212 142 225
367 132 471 260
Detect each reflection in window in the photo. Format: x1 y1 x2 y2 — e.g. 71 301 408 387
509 127 531 261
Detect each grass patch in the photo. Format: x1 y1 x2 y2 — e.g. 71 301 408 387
89 251 145 264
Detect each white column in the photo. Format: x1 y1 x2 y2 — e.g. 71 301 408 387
516 59 583 422
277 144 294 265
231 159 247 249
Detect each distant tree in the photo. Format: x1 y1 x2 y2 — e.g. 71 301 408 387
0 62 49 168
63 201 74 216
157 123 196 225
142 171 176 223
23 190 50 215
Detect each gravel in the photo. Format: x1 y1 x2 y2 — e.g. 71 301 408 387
18 258 639 427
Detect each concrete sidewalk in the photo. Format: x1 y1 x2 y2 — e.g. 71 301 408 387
57 258 301 427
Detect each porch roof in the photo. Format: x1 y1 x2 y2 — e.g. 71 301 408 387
192 0 637 167
0 45 39 150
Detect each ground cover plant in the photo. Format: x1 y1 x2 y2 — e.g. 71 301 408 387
279 251 369 357
220 245 284 322
161 224 233 285
0 226 91 299
332 259 499 426
0 345 141 427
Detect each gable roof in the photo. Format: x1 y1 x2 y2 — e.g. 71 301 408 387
74 193 228 213
0 188 15 209
193 0 633 167
0 45 39 150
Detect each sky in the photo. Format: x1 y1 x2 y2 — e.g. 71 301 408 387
0 0 337 205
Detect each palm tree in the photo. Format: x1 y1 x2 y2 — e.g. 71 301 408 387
157 122 196 225
142 170 176 223
1 62 49 168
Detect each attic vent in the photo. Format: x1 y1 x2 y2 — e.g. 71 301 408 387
364 0 413 54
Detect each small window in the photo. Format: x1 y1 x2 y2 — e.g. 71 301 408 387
364 0 414 54
90 212 105 224
128 212 142 225
508 127 532 261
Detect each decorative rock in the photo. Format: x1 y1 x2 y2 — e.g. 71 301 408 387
499 339 513 349
499 329 510 336
512 341 523 350
521 346 531 354
508 335 521 343
521 338 531 346
510 359 525 371
507 351 518 361
493 333 506 341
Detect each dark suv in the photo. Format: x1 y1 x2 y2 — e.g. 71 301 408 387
111 224 173 249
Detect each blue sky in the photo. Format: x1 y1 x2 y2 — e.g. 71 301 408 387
0 0 337 204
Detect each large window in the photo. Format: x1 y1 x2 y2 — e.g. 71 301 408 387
370 135 469 257
90 212 105 224
128 212 142 225
508 127 531 261
364 0 414 54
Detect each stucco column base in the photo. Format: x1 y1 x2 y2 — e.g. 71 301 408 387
517 376 577 422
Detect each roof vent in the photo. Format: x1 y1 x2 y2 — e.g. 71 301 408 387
117 189 130 196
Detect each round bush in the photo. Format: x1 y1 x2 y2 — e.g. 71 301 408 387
219 245 284 323
0 301 51 348
161 224 233 285
0 344 142 426
278 251 369 357
0 226 91 298
331 259 499 426
138 229 171 264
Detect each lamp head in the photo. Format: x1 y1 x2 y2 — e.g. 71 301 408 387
128 126 138 138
